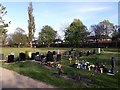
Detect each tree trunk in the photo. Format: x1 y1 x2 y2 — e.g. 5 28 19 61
30 41 33 48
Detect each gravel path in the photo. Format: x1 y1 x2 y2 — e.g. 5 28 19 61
0 67 55 88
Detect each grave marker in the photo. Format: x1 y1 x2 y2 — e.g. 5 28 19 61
7 55 14 63
98 48 100 54
19 53 26 61
46 51 53 62
31 53 36 60
111 56 116 74
0 54 4 60
35 54 41 61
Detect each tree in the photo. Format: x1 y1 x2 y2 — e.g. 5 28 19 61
91 20 114 41
100 20 114 39
28 2 35 47
6 34 14 46
112 25 120 41
0 3 10 45
39 25 57 47
12 27 28 47
64 19 88 45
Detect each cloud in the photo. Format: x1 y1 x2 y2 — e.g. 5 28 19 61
75 6 110 13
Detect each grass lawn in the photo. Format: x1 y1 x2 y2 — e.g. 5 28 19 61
0 47 120 88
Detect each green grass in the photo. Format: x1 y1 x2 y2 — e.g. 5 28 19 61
0 47 120 88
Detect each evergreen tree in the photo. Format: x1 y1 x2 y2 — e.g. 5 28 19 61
28 2 35 47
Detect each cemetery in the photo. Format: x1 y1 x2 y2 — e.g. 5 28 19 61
0 47 119 88
0 2 120 89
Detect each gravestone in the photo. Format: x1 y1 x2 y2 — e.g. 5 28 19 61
7 55 14 63
53 51 56 55
0 54 4 60
57 54 61 61
36 52 39 55
98 48 100 54
35 54 41 61
41 54 46 62
28 52 32 59
19 53 26 61
56 49 61 61
93 49 96 54
30 53 36 60
46 51 53 62
79 51 82 57
69 51 71 55
86 51 90 56
111 56 116 74
74 51 77 59
53 51 56 62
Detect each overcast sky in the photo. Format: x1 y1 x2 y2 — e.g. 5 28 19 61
1 0 119 39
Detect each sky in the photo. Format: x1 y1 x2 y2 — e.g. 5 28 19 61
1 0 119 39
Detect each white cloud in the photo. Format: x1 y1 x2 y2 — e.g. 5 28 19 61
6 23 28 35
75 6 110 13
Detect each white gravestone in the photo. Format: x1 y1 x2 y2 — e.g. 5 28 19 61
98 48 100 54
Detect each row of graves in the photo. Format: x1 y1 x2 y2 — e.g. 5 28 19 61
0 48 116 76
4 50 62 63
63 48 117 75
0 50 63 73
64 48 98 59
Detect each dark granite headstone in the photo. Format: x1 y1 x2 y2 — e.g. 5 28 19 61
46 51 53 62
79 51 82 57
93 49 96 54
111 56 116 74
53 51 56 55
86 51 90 56
31 53 36 60
36 52 39 55
69 51 71 55
0 54 4 60
57 54 61 61
7 55 14 63
19 53 26 61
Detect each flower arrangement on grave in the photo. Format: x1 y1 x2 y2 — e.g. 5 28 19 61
69 56 72 64
75 60 79 64
57 64 63 75
25 50 29 60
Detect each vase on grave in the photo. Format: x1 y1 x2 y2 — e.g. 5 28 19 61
69 57 72 64
57 64 63 75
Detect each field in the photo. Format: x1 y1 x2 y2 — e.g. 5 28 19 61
0 47 120 88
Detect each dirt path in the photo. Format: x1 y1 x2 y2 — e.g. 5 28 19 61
0 67 55 88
